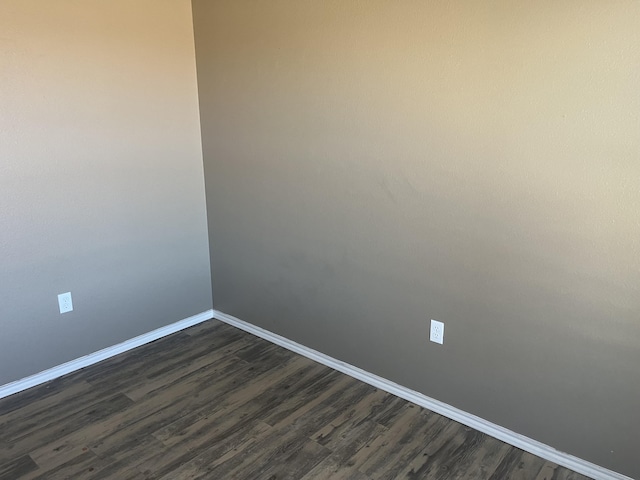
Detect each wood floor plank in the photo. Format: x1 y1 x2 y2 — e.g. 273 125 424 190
21 450 112 480
66 333 194 384
150 355 321 448
426 429 511 480
0 328 246 442
0 371 92 417
140 362 339 478
151 420 275 480
69 322 239 393
0 381 94 428
302 419 387 480
0 454 39 479
490 447 562 480
0 383 117 443
87 353 265 457
502 450 548 480
29 437 91 472
86 435 167 480
392 425 467 480
254 437 331 480
83 328 246 394
535 462 560 480
216 384 391 480
182 319 226 337
153 371 370 479
0 394 134 462
352 405 434 474
311 388 390 449
447 434 513 480
122 335 254 401
0 321 594 480
159 420 273 480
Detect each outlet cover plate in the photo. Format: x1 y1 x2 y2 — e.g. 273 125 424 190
430 319 444 344
58 292 73 314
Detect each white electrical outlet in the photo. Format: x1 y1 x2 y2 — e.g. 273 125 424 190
430 319 444 344
58 292 73 314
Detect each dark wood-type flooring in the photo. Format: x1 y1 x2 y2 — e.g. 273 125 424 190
0 320 592 480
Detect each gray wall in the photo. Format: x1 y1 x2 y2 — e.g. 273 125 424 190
193 1 640 477
0 0 212 385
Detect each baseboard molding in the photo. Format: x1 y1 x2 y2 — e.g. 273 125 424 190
0 309 214 400
212 309 631 480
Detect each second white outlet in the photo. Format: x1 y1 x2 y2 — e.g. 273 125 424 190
58 292 73 314
430 319 444 344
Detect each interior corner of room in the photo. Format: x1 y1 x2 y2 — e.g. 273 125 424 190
1 1 638 479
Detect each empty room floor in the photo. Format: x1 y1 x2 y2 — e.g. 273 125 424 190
0 320 591 479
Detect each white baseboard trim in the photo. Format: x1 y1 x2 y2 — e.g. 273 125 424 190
212 309 631 480
0 309 214 401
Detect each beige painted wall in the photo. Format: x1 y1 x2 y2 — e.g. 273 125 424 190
0 0 212 384
193 1 640 477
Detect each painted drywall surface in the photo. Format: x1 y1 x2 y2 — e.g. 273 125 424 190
194 1 640 476
0 0 212 385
